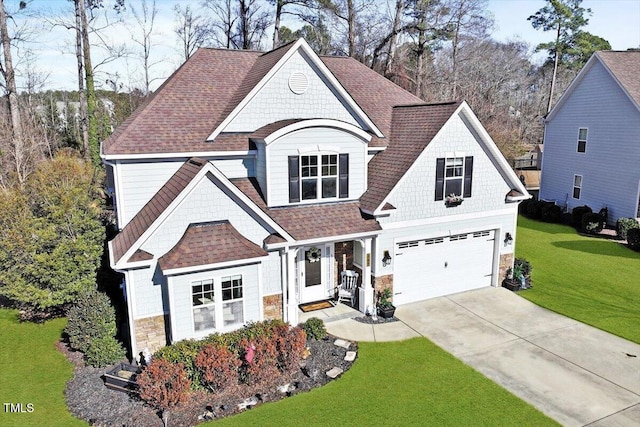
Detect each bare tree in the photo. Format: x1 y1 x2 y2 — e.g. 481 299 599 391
203 0 236 48
237 0 270 50
130 0 161 94
174 4 210 61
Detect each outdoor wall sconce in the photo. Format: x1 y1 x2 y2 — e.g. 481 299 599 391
382 250 392 266
504 232 513 245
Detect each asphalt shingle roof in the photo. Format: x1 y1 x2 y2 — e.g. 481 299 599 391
360 102 462 213
157 221 268 271
597 51 640 108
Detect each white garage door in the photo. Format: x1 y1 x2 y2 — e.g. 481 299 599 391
393 230 495 305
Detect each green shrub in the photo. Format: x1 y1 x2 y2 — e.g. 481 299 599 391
541 203 563 223
301 317 327 340
514 258 532 278
617 218 640 240
582 212 604 235
66 289 117 353
571 205 592 228
518 199 532 216
154 339 206 389
84 334 125 367
628 228 640 251
525 199 544 219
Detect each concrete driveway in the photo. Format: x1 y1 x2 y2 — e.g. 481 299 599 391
326 287 640 426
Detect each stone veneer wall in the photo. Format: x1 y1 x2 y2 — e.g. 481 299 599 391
263 294 283 320
372 275 393 301
134 314 169 355
499 253 514 283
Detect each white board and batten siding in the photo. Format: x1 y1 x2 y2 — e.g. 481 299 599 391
540 59 640 222
113 158 256 227
168 263 262 342
265 127 367 207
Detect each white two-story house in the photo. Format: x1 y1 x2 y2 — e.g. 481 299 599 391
103 39 529 356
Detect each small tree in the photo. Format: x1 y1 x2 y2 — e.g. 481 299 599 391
194 343 241 392
138 359 191 427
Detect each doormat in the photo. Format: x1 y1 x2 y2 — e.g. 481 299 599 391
299 300 334 313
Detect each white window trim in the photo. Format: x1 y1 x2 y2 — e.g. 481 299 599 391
191 275 246 336
444 156 465 197
573 174 583 200
577 128 588 153
299 153 340 203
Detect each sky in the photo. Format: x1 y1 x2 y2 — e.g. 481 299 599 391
9 0 640 92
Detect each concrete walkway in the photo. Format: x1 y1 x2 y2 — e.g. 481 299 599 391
325 287 640 427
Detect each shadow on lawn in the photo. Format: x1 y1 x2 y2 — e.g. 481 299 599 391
552 240 640 259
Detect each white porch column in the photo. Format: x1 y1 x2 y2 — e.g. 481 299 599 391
358 237 374 313
285 247 299 325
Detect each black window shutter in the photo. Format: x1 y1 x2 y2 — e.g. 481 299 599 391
435 158 445 201
463 156 473 198
288 156 300 203
339 154 349 198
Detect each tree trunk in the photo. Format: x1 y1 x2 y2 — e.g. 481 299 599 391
273 0 282 49
74 0 90 161
0 0 24 183
347 0 355 57
79 0 98 166
547 24 561 113
384 0 404 75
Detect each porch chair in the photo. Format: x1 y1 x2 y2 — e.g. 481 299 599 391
337 270 359 306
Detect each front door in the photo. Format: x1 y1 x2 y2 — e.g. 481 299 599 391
300 246 330 303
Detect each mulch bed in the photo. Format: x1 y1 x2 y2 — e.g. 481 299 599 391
62 336 357 426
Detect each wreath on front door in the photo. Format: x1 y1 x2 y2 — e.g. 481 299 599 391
306 246 322 263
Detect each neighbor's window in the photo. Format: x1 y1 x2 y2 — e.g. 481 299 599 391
289 154 348 203
192 279 215 331
577 128 588 153
435 156 474 201
221 275 243 327
573 175 582 199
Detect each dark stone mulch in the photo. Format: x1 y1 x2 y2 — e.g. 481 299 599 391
64 335 357 427
353 315 398 324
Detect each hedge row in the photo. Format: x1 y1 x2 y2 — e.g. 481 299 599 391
153 319 307 390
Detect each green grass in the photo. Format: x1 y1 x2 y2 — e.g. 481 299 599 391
210 338 557 426
0 309 86 427
516 216 640 344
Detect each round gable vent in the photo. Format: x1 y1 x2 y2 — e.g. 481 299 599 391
288 72 309 94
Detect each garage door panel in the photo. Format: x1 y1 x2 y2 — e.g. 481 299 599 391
394 230 494 305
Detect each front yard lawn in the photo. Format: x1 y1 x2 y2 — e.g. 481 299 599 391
0 309 85 427
516 216 640 344
212 338 557 426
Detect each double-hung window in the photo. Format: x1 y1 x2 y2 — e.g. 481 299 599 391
573 175 582 199
289 153 348 203
435 156 473 201
192 279 215 331
577 128 587 153
192 276 244 332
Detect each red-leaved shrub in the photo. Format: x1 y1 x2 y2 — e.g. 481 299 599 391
238 334 279 385
273 323 307 374
137 359 191 427
194 343 241 392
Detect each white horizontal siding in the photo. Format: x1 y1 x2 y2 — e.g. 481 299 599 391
115 158 255 228
131 267 165 318
540 60 640 222
266 127 367 207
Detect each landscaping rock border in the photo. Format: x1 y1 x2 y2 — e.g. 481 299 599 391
63 335 357 426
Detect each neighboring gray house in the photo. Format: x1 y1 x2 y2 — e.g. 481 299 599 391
102 39 528 356
540 51 640 222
